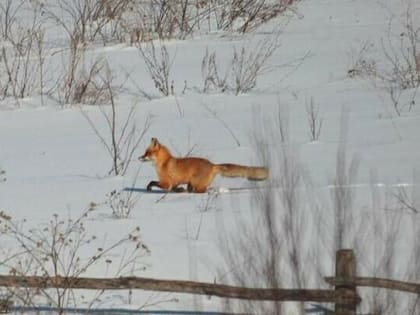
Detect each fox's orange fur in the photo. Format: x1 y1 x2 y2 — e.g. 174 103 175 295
139 138 268 193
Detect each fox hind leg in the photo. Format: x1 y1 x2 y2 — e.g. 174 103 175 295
172 186 187 193
146 181 173 191
194 186 208 193
189 175 213 193
188 183 208 193
187 183 194 192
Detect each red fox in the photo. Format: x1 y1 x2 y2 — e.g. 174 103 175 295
139 138 269 193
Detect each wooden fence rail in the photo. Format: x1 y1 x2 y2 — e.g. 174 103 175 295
325 277 420 294
0 275 357 304
0 249 418 315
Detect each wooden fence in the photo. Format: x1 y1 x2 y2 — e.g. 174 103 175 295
0 249 419 315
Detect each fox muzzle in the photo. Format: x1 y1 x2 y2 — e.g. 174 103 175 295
139 155 148 162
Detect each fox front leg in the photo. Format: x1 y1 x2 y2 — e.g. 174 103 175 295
146 181 186 193
146 181 160 191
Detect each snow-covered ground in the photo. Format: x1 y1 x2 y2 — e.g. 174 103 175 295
0 0 419 313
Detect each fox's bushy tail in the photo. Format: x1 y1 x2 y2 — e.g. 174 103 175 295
215 163 268 181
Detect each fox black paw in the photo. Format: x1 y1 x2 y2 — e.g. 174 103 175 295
146 181 157 191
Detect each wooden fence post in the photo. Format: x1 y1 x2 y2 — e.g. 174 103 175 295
335 249 357 315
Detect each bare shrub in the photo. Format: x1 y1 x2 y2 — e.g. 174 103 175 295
217 188 285 314
107 188 140 219
219 105 418 314
81 73 152 176
118 0 299 42
40 0 93 48
99 0 209 44
388 173 420 314
275 99 290 143
143 1 180 40
217 107 312 314
36 0 143 45
216 112 282 315
54 50 114 106
362 193 402 314
137 41 175 96
391 172 419 313
37 0 199 45
201 48 228 93
39 0 136 105
106 1 152 45
41 0 118 45
347 41 377 80
69 58 110 105
145 0 194 40
305 97 323 142
31 0 298 48
308 126 361 313
55 42 83 105
209 0 298 33
348 0 419 115
84 0 135 44
348 40 417 115
330 110 360 251
106 168 142 218
0 0 24 41
350 170 420 315
77 0 156 45
392 184 419 214
0 208 149 313
391 170 420 214
200 34 279 94
229 39 277 94
349 3 420 89
0 3 46 105
380 3 420 90
273 146 309 314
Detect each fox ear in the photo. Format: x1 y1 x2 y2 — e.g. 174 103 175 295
151 137 159 146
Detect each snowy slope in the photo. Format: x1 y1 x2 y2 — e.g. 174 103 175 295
0 0 419 313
